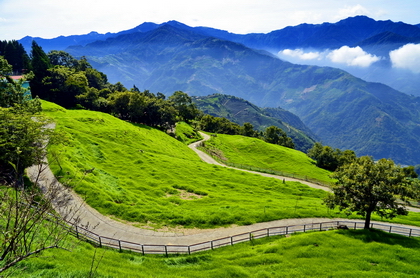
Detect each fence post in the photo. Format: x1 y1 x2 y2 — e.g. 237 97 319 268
118 240 122 252
188 246 191 255
141 245 145 255
98 236 102 248
286 226 288 235
304 224 306 232
165 245 168 257
389 226 392 233
354 222 357 230
267 228 269 237
231 237 233 246
75 225 79 239
211 241 214 250
409 229 412 237
320 223 322 231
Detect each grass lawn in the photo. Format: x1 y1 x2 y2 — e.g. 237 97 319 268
174 121 202 145
41 101 420 228
42 101 334 228
202 134 333 185
9 229 420 277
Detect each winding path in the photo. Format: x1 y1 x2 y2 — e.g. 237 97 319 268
26 131 420 247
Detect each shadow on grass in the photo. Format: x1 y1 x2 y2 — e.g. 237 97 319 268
338 229 420 248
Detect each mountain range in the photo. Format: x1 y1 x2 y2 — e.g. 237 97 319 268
18 16 420 165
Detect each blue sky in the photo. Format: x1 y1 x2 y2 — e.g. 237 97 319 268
0 0 419 41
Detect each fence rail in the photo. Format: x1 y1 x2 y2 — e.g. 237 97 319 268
62 220 420 256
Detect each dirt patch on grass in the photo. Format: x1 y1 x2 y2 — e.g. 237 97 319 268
166 189 204 200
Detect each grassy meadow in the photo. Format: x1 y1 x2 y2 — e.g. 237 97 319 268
174 121 202 145
41 101 420 228
202 134 333 184
42 101 335 228
9 229 420 277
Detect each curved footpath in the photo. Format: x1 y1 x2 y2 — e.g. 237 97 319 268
27 132 420 247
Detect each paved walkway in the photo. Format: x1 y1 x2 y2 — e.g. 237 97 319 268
26 132 420 247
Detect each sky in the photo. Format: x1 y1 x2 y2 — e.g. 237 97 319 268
1 0 419 41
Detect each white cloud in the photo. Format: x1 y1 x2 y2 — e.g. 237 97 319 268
279 47 381 68
390 44 420 73
281 49 321 60
327 46 381 67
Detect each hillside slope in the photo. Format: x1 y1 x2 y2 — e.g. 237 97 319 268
42 101 331 228
193 94 317 152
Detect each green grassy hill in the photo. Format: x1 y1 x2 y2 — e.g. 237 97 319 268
42 101 332 228
202 134 333 185
42 101 420 228
12 229 420 277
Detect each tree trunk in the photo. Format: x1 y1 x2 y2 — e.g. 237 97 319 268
364 210 372 229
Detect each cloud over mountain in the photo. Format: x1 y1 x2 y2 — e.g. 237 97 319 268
280 49 322 60
279 46 381 67
390 44 420 73
327 46 381 67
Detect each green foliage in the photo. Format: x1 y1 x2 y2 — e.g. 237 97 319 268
29 41 52 98
325 156 420 229
168 91 200 123
199 114 242 135
0 108 53 181
0 40 29 74
8 229 420 277
47 50 79 68
263 126 294 149
307 142 356 171
0 56 40 112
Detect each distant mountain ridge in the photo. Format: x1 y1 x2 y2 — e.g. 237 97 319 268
20 16 420 56
19 16 420 95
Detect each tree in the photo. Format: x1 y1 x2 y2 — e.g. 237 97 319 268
168 91 199 123
43 66 89 108
0 98 77 274
263 126 295 149
47 50 79 68
29 41 51 99
307 142 356 171
325 156 420 229
241 122 258 137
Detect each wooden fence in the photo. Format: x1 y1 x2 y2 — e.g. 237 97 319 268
64 220 420 256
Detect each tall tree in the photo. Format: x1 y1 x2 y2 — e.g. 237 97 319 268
168 91 199 123
29 41 51 99
325 156 419 229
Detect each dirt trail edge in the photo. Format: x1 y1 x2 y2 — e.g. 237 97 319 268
26 131 420 247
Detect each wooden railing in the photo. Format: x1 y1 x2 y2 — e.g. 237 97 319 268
63 220 420 256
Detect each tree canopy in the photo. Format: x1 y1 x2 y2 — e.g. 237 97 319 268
325 156 419 229
307 142 356 171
